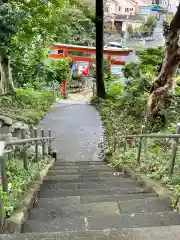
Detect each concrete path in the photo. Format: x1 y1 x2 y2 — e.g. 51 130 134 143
38 96 103 162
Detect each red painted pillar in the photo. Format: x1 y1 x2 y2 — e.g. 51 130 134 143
63 49 68 57
61 80 67 98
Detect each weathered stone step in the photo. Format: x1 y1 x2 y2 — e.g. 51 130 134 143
39 187 151 198
47 170 124 178
55 161 107 166
40 181 142 190
44 175 132 181
30 198 173 221
52 163 112 167
81 193 158 203
35 193 158 208
51 165 117 171
3 226 180 239
48 168 119 174
29 202 120 220
23 211 180 233
43 177 135 184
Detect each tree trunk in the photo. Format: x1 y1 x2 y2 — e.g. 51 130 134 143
0 55 15 94
148 4 180 118
96 0 106 98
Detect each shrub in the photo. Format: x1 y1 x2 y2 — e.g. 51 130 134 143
1 87 56 123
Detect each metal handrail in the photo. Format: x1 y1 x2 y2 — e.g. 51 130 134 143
111 124 180 180
119 134 180 139
6 136 54 146
0 141 5 157
0 128 55 230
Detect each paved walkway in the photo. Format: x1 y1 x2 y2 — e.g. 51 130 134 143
38 91 103 162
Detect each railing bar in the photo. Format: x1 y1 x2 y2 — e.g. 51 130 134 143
6 137 54 146
119 134 180 139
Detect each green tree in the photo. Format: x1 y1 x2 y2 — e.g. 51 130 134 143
0 0 95 93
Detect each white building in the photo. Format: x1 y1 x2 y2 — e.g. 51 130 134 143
104 0 152 33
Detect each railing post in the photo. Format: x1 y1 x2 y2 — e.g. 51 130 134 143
30 126 34 138
0 156 8 193
34 128 38 162
21 129 28 170
0 141 8 193
41 129 45 158
124 129 128 152
168 123 180 178
92 84 95 97
137 125 145 164
48 129 52 155
0 198 4 231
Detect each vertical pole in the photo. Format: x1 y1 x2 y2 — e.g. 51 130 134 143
168 123 180 178
41 129 45 159
96 0 106 98
124 129 128 152
48 129 52 155
92 84 95 97
0 156 8 192
21 129 28 170
137 125 145 164
34 128 38 162
0 198 3 230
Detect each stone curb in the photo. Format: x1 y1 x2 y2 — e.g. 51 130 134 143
119 165 180 210
5 158 55 233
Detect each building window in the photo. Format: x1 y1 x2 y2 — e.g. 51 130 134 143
125 8 129 12
105 6 109 12
140 7 150 13
130 8 133 11
119 6 121 11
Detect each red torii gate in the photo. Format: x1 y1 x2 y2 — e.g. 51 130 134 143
49 43 133 98
50 43 133 67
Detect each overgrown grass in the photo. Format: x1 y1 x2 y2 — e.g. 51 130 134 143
94 96 180 203
0 87 56 123
2 153 53 218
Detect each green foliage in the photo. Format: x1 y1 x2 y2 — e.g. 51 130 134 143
0 87 56 123
108 81 124 99
1 0 95 91
4 153 52 217
94 47 180 203
137 16 157 36
45 58 72 84
72 72 82 81
122 62 140 79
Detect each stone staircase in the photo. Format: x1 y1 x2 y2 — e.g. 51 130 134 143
2 161 180 239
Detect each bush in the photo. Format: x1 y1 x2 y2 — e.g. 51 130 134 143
93 47 180 203
108 81 124 99
3 153 52 218
0 87 56 123
45 58 72 84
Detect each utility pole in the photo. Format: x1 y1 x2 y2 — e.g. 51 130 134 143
96 0 106 98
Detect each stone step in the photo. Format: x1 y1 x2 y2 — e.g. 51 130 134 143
55 161 107 166
44 175 133 181
43 177 135 184
40 181 142 190
51 165 115 170
29 198 173 221
39 187 151 198
48 168 119 174
35 193 158 208
3 226 180 239
81 193 158 204
29 202 120 221
23 211 180 233
47 170 124 178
